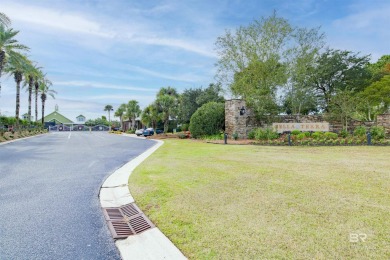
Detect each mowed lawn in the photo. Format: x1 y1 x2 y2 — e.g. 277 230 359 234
128 140 390 259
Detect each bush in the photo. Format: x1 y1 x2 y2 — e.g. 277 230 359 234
353 126 366 137
189 102 225 138
253 128 279 140
339 129 349 138
291 130 301 135
370 126 385 140
127 129 136 134
296 133 306 140
181 123 189 131
248 130 256 140
324 132 338 140
304 132 311 137
312 132 324 140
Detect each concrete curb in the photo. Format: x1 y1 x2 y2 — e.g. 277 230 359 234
99 139 186 260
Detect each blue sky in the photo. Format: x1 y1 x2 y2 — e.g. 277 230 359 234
1 0 389 121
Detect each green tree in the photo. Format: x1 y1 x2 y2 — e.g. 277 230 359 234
0 24 29 97
24 63 41 122
33 68 45 122
141 103 160 129
126 100 141 130
359 75 390 119
189 102 225 138
367 55 390 81
4 52 31 123
39 76 56 125
114 103 127 129
215 12 324 121
328 90 359 131
308 49 371 111
178 83 224 124
156 87 178 133
283 27 325 116
104 105 113 123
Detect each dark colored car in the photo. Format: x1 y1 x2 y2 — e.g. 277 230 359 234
143 128 164 136
143 128 154 136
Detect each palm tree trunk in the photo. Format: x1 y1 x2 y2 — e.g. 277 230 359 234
14 72 22 125
0 50 5 96
41 93 46 125
34 82 39 122
28 76 33 122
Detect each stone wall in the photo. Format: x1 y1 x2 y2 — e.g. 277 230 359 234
377 114 390 134
225 99 390 138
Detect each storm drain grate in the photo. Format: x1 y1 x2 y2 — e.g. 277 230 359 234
103 203 155 239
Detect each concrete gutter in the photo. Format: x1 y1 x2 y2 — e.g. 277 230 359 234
99 138 186 260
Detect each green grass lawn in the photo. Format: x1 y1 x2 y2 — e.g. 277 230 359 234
128 140 390 259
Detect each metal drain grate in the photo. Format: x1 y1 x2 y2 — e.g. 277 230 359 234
103 203 155 239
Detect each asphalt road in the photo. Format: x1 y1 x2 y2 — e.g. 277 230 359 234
0 132 156 260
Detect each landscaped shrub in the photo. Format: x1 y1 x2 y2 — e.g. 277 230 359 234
370 126 385 140
291 130 301 135
189 102 225 138
297 133 306 140
312 132 324 140
324 132 338 139
353 126 366 137
339 129 349 138
253 128 279 140
247 130 256 139
304 132 311 137
181 123 189 131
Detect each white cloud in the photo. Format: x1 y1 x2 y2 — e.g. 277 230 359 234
2 2 114 38
54 81 157 92
125 65 207 83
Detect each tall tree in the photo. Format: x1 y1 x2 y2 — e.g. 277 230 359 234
178 83 225 124
24 63 40 122
141 103 160 129
126 100 141 130
215 12 324 120
34 68 45 123
104 104 113 123
114 103 127 129
39 76 55 125
283 27 325 117
0 24 29 97
156 86 178 133
308 49 371 111
4 52 31 124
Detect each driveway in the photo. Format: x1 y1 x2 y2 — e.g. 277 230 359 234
0 132 156 259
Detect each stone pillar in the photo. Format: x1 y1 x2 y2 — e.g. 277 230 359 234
225 99 249 139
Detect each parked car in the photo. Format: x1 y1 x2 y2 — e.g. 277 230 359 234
156 129 164 134
143 128 154 136
135 129 144 136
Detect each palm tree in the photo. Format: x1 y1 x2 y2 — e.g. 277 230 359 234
114 103 126 129
126 100 141 130
0 12 11 27
104 104 113 123
33 68 45 123
4 52 31 124
23 62 41 122
141 103 160 130
39 76 56 125
155 86 179 133
0 24 29 97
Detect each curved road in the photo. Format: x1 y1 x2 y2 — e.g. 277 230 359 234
0 132 156 259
